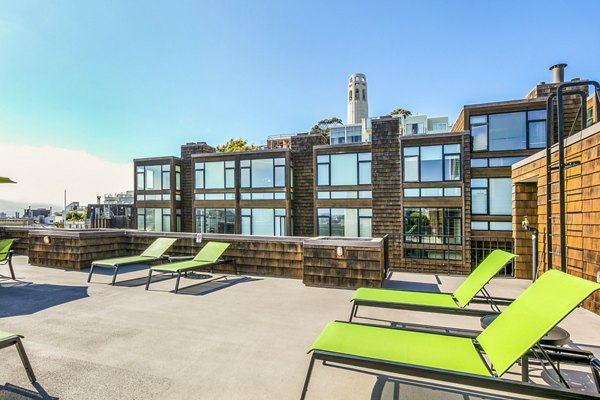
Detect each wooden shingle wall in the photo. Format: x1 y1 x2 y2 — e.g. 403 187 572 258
371 117 403 270
512 123 600 314
179 142 215 232
290 134 328 236
0 228 384 288
303 239 384 288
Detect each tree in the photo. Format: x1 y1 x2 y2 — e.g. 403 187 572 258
216 138 260 153
390 108 412 118
309 117 343 139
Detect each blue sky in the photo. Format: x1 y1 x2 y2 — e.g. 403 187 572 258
1 0 599 164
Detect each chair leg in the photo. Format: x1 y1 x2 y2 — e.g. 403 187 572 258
174 271 182 294
145 269 153 290
300 354 316 400
14 338 36 383
349 303 358 322
8 257 16 280
87 265 95 283
111 266 119 286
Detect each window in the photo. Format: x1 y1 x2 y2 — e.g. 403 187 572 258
240 158 286 188
470 110 546 152
195 208 235 234
136 208 171 232
471 221 512 231
136 164 171 191
317 153 371 186
241 208 286 236
175 165 181 191
404 187 462 197
329 125 362 144
317 208 371 238
194 161 235 189
432 122 448 131
471 178 512 215
403 207 462 245
406 123 425 135
470 156 526 168
403 145 461 182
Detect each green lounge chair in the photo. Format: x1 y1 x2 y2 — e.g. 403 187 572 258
88 237 177 285
145 242 231 294
302 270 600 400
0 239 16 280
1 331 36 383
350 249 517 321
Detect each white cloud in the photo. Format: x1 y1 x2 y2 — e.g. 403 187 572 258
0 143 132 213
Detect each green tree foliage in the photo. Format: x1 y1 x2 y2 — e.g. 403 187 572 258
66 210 87 221
390 108 412 118
216 138 260 153
310 117 343 139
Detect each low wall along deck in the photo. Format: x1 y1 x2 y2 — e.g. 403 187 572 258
0 227 385 289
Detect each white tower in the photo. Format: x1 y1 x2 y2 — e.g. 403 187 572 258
347 73 368 124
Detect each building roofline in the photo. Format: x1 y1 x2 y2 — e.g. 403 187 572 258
133 156 182 162
191 148 290 158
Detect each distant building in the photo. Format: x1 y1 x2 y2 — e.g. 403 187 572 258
347 73 368 125
402 115 450 135
87 192 134 229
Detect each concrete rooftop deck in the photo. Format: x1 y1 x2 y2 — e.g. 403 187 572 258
2 256 600 399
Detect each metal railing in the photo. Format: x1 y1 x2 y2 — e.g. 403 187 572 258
400 234 514 276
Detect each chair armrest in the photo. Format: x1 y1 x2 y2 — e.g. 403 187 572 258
167 255 195 262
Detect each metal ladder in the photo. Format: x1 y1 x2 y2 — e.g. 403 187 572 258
545 80 600 272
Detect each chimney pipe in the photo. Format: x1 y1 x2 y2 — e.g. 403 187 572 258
549 63 567 83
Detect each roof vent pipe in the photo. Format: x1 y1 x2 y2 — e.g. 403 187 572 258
549 63 567 83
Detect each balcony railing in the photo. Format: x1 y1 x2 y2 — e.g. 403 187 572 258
401 234 514 276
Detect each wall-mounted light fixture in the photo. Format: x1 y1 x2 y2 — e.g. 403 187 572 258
43 236 51 245
336 246 344 258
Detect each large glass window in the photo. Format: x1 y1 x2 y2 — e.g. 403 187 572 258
403 145 461 182
136 164 171 191
241 208 286 236
136 208 171 232
175 165 181 191
317 153 371 186
403 207 462 244
470 110 546 152
317 208 371 237
194 161 235 189
195 208 235 234
240 158 286 188
471 178 512 215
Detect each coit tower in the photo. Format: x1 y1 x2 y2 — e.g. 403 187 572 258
347 73 368 124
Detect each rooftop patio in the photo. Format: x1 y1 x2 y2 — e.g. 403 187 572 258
2 256 600 399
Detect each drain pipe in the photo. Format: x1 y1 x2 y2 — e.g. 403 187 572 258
522 217 538 281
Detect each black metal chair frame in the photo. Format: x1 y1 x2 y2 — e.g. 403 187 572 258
145 258 234 294
0 248 15 280
0 334 36 383
349 288 514 321
301 321 600 400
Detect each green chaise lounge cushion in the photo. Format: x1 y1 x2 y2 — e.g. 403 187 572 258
352 249 517 310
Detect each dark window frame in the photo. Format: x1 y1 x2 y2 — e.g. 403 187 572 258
402 144 462 183
240 158 286 189
194 207 236 234
317 152 371 187
317 208 372 237
403 207 462 245
471 177 512 216
469 109 547 152
194 161 235 190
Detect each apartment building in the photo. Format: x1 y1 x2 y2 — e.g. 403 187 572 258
133 66 592 275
